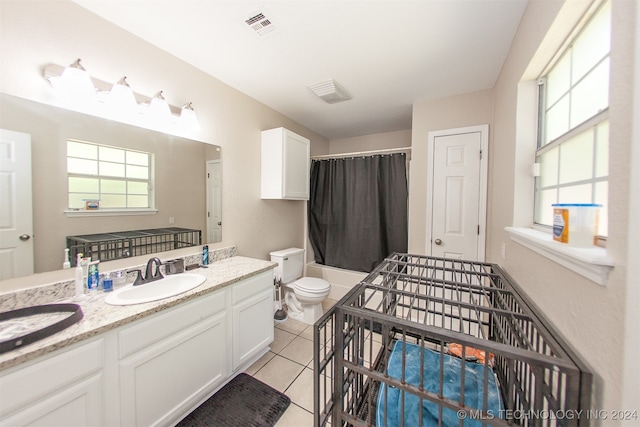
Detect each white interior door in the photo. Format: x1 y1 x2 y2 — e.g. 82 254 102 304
206 160 222 243
0 129 34 279
427 125 488 261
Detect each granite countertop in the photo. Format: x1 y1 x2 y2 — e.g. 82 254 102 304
0 256 275 372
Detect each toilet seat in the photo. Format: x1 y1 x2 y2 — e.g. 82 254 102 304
294 277 330 293
284 276 331 325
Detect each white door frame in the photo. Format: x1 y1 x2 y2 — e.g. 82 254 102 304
206 159 222 243
425 124 489 261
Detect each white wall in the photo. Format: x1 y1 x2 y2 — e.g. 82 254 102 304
0 0 330 284
329 129 411 154
622 0 640 412
490 0 635 414
409 89 494 254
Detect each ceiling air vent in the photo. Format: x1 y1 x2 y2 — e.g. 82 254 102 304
245 11 277 37
308 79 352 104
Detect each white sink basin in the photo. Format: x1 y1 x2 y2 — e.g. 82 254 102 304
105 274 207 306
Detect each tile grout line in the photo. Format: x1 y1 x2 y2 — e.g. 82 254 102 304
254 304 337 424
270 322 314 396
288 401 313 415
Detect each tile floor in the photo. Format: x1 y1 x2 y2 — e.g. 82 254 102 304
243 298 337 426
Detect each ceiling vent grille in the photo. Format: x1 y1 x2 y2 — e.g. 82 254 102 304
245 12 277 36
308 79 352 104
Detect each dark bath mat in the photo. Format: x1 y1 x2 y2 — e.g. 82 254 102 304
177 373 290 427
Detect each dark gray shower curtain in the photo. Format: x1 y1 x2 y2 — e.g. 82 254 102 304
308 153 408 273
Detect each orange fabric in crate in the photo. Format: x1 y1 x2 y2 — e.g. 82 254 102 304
447 343 494 367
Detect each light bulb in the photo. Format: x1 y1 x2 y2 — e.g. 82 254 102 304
56 59 96 105
148 91 171 119
179 102 201 130
108 77 137 115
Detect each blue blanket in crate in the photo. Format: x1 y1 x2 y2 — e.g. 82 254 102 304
376 341 503 427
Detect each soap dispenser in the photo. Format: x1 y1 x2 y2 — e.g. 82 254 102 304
73 253 86 301
63 248 71 269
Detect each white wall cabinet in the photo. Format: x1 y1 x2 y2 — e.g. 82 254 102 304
0 270 274 427
261 127 310 200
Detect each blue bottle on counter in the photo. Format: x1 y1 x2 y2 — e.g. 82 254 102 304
87 260 100 291
202 245 209 266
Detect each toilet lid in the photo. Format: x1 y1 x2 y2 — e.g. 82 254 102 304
295 277 330 293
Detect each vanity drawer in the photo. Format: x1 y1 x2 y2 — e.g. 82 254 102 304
232 271 273 305
118 290 226 359
0 339 104 416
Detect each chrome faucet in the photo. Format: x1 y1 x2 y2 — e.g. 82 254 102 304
132 257 164 286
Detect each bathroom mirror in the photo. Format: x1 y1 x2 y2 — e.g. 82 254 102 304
0 93 221 276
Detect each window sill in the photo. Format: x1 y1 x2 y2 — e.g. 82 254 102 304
64 209 158 218
505 226 614 286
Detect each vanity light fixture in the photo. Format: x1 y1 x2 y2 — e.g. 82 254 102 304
49 58 97 105
43 59 201 131
179 102 201 130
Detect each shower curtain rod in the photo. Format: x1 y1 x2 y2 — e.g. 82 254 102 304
310 146 412 160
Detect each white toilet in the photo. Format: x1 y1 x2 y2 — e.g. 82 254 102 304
270 248 331 325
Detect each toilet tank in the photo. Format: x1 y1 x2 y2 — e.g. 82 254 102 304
270 248 304 283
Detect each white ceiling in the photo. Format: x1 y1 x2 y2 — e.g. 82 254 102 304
73 0 527 140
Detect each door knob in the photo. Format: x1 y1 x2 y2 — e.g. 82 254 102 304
19 234 31 241
434 239 442 245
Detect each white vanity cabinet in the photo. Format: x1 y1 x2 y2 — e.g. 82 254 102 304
0 339 105 426
261 127 310 200
117 290 229 427
0 268 274 427
232 271 275 370
118 270 274 426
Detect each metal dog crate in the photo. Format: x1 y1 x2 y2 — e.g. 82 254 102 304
66 227 201 266
314 253 592 427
